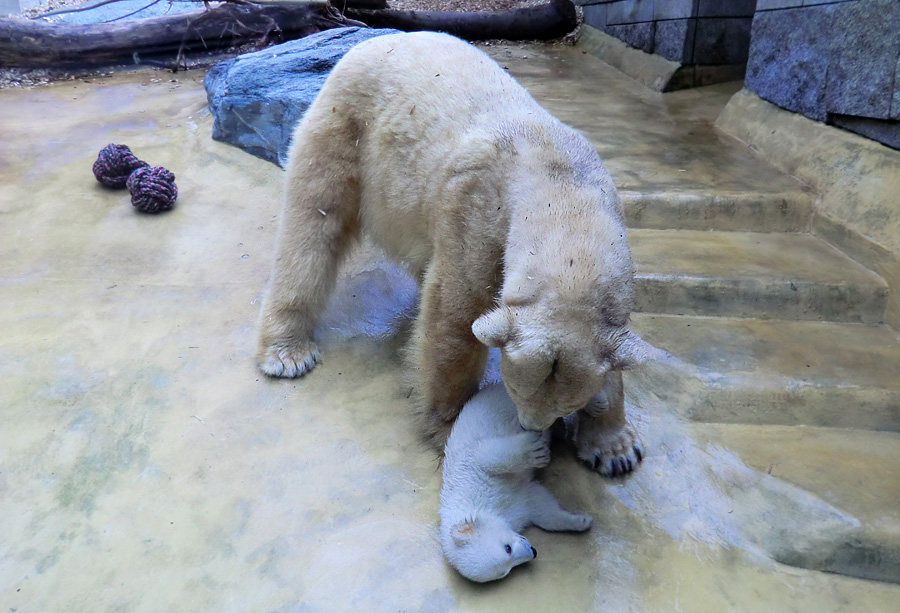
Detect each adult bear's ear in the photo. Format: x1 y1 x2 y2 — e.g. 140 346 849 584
613 330 653 370
472 307 513 348
451 519 477 547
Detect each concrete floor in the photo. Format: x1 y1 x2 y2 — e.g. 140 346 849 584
2 46 900 611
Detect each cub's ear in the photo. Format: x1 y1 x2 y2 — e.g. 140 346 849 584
451 520 477 547
472 307 513 348
614 330 652 370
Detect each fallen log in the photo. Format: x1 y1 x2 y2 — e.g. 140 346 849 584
0 0 363 69
347 0 577 41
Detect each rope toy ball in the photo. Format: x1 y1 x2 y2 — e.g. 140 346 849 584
126 166 178 214
92 143 149 188
92 143 178 214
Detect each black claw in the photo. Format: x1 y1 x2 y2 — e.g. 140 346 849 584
592 453 601 470
531 546 537 558
608 459 618 477
625 458 633 472
634 446 643 462
618 457 627 475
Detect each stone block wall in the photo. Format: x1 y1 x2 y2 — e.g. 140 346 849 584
578 0 757 66
747 0 900 150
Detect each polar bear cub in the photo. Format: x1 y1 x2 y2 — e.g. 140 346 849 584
440 384 593 582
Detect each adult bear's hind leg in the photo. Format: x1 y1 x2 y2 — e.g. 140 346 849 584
408 264 492 448
257 113 361 378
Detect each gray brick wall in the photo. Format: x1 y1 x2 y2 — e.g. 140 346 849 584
580 0 755 65
746 0 900 148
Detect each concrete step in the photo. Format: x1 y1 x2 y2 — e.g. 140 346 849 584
627 313 900 432
621 187 814 232
630 229 889 323
690 423 900 584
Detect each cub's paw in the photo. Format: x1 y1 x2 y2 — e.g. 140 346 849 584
259 341 321 378
522 431 552 469
538 509 594 533
564 512 594 533
575 424 644 479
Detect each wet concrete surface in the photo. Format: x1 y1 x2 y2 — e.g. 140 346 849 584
2 46 900 610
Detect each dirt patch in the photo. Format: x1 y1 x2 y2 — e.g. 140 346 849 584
20 0 90 19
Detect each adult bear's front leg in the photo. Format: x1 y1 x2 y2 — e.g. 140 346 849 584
567 370 644 478
257 110 361 378
257 200 357 378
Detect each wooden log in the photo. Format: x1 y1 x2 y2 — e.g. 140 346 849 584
347 0 577 41
0 1 364 68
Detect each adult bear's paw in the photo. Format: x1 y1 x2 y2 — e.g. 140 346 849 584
572 419 644 478
522 430 552 469
259 341 321 378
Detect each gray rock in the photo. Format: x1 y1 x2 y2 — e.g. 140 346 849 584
745 5 835 121
204 27 400 167
824 0 900 120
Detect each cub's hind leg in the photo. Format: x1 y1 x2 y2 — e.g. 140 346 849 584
526 482 593 533
257 107 361 378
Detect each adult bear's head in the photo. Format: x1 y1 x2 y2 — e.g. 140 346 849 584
472 264 647 431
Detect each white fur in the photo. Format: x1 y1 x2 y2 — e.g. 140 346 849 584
440 384 593 582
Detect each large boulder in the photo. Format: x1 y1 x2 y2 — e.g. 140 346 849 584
204 27 400 167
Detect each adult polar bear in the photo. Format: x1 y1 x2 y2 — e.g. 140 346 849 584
257 32 646 477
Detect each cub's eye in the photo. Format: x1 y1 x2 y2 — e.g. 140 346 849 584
504 544 512 555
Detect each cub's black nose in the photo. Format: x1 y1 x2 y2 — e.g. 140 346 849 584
531 546 537 558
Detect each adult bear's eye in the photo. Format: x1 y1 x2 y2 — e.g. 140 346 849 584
504 544 512 555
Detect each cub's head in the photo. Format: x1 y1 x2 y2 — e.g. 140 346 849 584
441 516 537 583
472 301 647 431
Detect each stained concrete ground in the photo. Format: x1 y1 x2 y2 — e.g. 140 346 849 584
2 44 900 611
